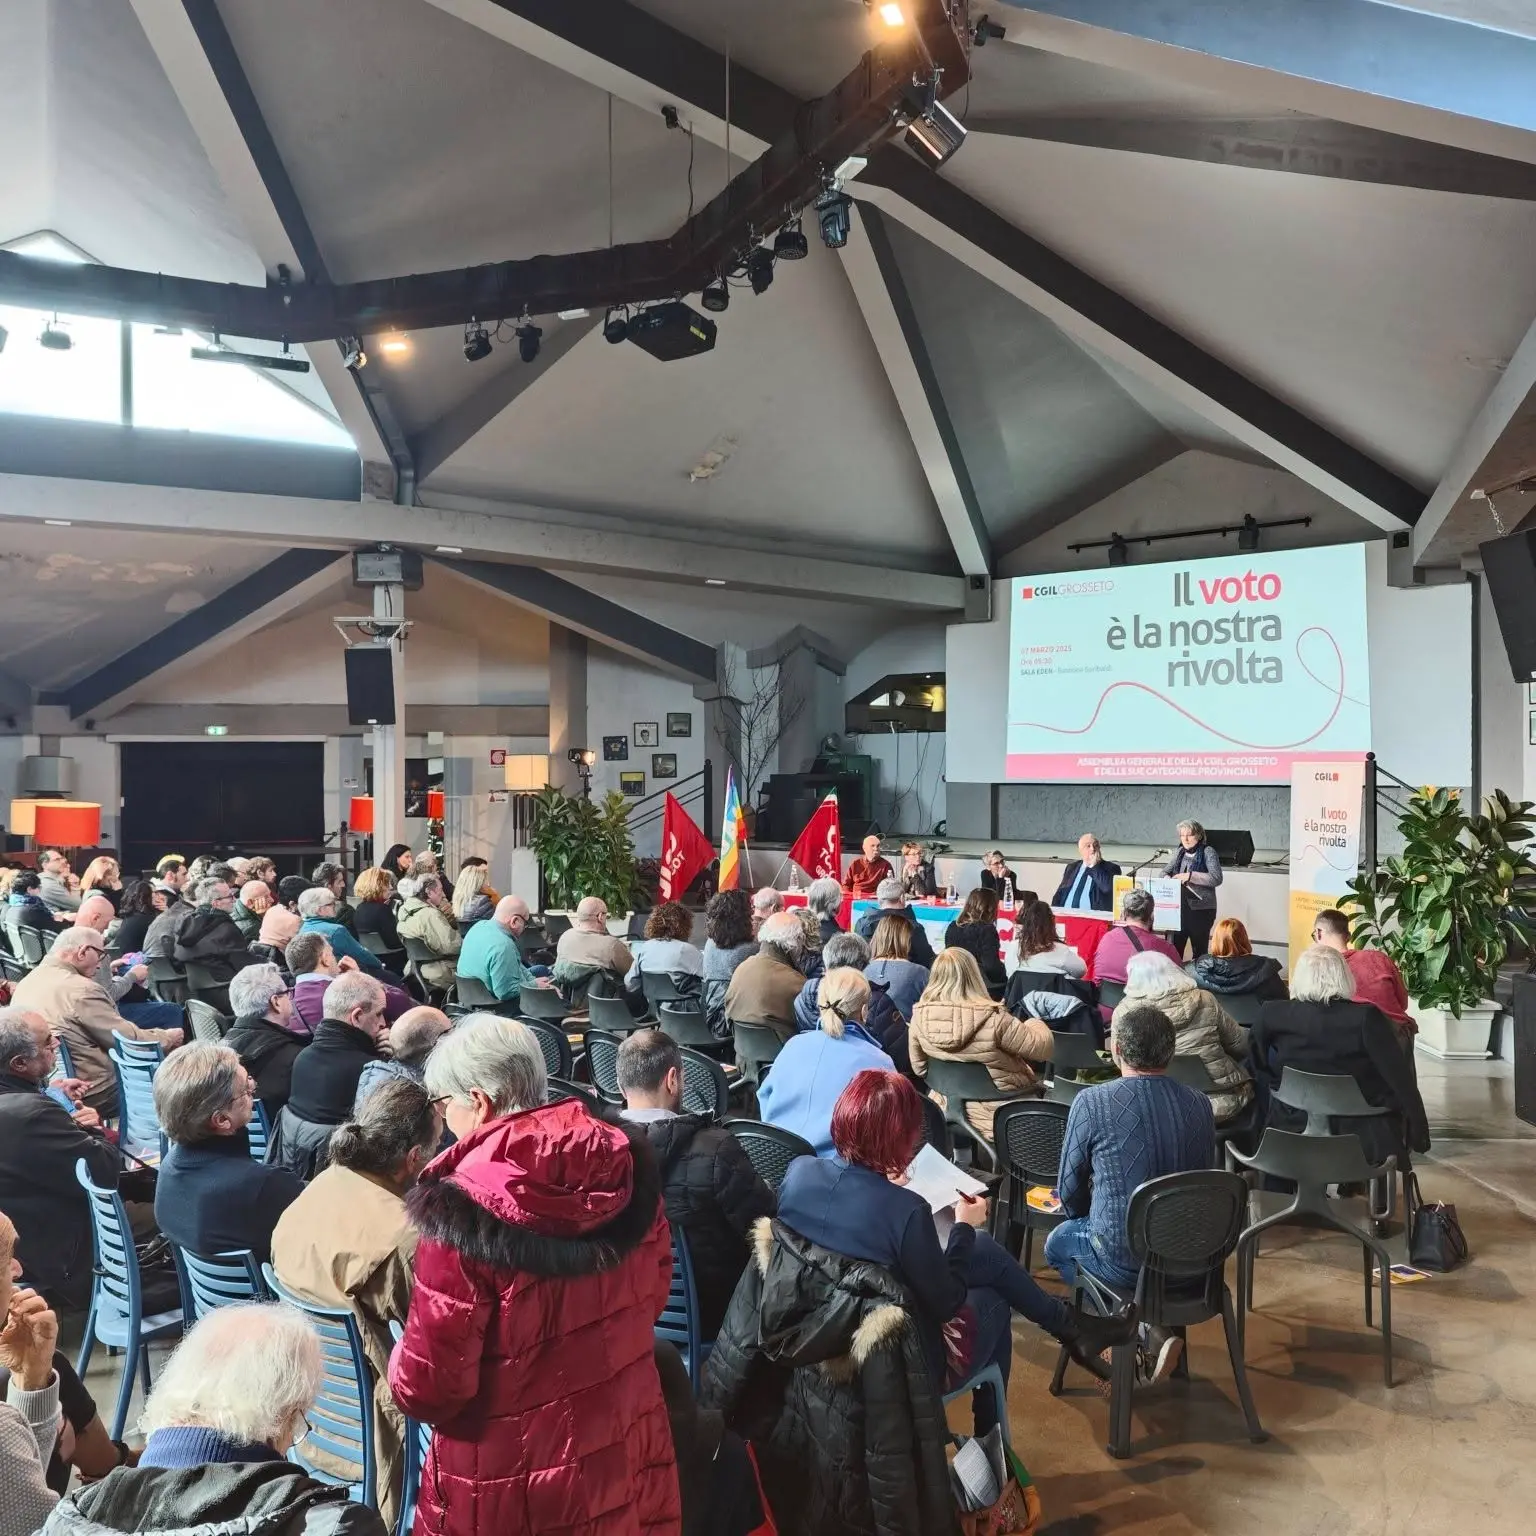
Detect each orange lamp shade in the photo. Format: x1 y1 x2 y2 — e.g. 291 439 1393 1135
8 799 47 836
32 801 101 847
426 790 445 819
349 796 375 834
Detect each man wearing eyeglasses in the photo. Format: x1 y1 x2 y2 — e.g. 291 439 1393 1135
10 927 184 1118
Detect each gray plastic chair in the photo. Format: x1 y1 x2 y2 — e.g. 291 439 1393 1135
1048 1030 1109 1081
587 993 643 1034
722 1120 813 1190
658 1003 717 1050
1096 977 1126 1011
519 984 569 1021
918 1057 1021 1169
1273 1066 1403 1224
1231 1127 1398 1386
1210 989 1269 1027
732 1020 785 1082
453 974 520 1016
679 1047 730 1120
184 999 229 1045
522 1017 574 1079
992 1099 1069 1270
582 1029 626 1105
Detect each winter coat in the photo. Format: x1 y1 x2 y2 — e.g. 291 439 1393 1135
853 907 936 968
353 900 402 956
942 921 1006 991
225 1014 308 1118
792 980 913 1080
153 1131 303 1264
395 897 461 988
231 901 264 942
142 898 197 959
702 1218 961 1536
723 950 805 1040
908 997 1054 1139
702 940 757 1039
1187 952 1288 1002
757 1030 895 1157
270 1020 386 1180
388 1101 680 1536
635 1112 777 1338
173 908 253 983
1112 986 1253 1123
37 1457 386 1536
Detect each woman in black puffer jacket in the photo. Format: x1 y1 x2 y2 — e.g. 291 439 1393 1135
1187 918 1287 1002
942 888 1007 994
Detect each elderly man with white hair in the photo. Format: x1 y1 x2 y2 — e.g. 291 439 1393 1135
723 910 807 1044
296 884 389 978
225 962 308 1118
1051 832 1122 912
852 878 936 967
803 877 844 948
11 927 183 1115
354 1006 452 1111
552 895 634 1009
751 886 783 936
37 1304 388 1536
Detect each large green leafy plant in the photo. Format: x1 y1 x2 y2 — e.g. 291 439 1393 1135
1346 787 1536 1016
528 786 641 913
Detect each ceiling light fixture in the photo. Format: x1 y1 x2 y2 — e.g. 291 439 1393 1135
704 578 727 586
1107 533 1130 567
516 322 543 363
1237 515 1261 552
38 318 71 352
434 545 464 554
44 519 71 527
972 14 1006 45
904 94 967 167
556 308 590 320
746 246 775 295
816 188 853 249
342 341 366 370
463 322 492 362
190 345 310 374
700 277 729 313
378 331 413 360
877 2 905 26
603 307 629 345
774 217 809 261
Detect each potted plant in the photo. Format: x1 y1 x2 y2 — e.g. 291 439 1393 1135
528 785 641 916
1345 787 1536 1059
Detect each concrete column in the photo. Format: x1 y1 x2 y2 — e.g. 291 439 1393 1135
548 625 589 795
694 643 744 841
370 583 407 853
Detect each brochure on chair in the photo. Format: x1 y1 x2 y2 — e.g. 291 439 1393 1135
905 1142 988 1214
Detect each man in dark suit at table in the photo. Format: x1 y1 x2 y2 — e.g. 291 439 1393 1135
1051 834 1122 912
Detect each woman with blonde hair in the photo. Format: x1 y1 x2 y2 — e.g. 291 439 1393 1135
758 966 894 1155
865 913 930 1021
353 866 403 962
910 947 1055 1139
1113 950 1252 1123
78 856 123 911
450 862 495 928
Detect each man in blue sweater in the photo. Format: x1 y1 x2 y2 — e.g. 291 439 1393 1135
1045 1003 1215 1384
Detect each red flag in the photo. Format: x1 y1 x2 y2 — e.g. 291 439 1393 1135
788 792 842 882
659 792 714 901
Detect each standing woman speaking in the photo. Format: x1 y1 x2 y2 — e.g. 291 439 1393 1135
1164 819 1222 959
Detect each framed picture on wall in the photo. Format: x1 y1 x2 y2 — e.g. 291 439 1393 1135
403 757 430 819
652 753 678 779
634 722 659 747
1528 684 1536 707
666 712 692 738
1529 711 1536 746
620 771 646 796
602 736 629 761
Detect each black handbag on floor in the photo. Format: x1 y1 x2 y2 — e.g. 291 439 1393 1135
1407 1175 1469 1271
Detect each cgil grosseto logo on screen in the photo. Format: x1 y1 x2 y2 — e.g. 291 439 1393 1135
1019 579 1115 599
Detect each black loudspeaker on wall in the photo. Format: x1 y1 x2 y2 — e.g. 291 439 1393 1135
344 646 396 725
1480 530 1536 682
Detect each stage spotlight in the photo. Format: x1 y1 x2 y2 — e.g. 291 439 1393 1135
378 331 413 360
904 95 967 168
746 246 775 295
1108 533 1130 567
38 321 71 352
1238 514 1261 552
701 277 729 313
816 188 852 249
463 323 492 363
774 217 809 261
516 322 542 363
342 341 367 370
972 14 1006 45
877 2 905 25
603 307 629 345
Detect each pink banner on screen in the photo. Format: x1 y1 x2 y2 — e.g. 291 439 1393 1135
1006 751 1367 783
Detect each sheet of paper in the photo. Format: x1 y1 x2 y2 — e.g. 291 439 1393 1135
905 1141 988 1214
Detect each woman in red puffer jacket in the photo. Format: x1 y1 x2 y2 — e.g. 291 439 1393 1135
387 1015 679 1536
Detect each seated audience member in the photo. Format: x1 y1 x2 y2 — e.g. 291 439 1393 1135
18 1351 142 1499
617 1029 776 1336
455 895 538 1000
626 900 704 1002
1312 907 1413 1036
845 833 894 899
944 888 1008 994
910 947 1054 1140
0 1009 123 1311
898 841 938 901
111 878 165 957
251 903 301 969
152 1043 303 1264
553 895 634 1007
724 911 807 1043
411 849 440 878
0 1206 62 1536
853 879 937 967
701 889 756 1038
1115 952 1252 1124
750 886 783 937
225 963 307 1118
285 932 413 1028
864 914 930 1021
1047 1003 1217 1384
1188 916 1288 1003
379 844 414 881
759 969 894 1155
1013 898 1088 979
298 886 390 978
37 849 81 915
458 855 499 898
271 973 391 1181
1250 944 1429 1167
804 877 844 946
389 1015 679 1536
39 1305 388 1536
979 849 1019 903
354 1006 451 1110
73 892 148 1005
173 878 254 986
791 907 825 981
351 867 402 961
278 874 313 910
143 871 199 960
273 1080 442 1524
231 880 273 943
311 862 356 933
1052 833 1122 911
78 856 124 913
1093 887 1184 993
7 871 65 938
12 928 184 1116
395 875 462 989
450 863 495 930
708 1071 1131 1533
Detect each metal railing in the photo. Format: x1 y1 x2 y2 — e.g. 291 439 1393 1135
626 761 711 843
1363 752 1419 878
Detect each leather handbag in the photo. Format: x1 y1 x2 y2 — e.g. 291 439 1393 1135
1407 1175 1469 1271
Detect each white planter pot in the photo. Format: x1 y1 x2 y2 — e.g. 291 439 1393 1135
1412 1000 1496 1061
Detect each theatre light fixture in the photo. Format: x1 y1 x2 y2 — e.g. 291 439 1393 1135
378 331 413 360
904 94 967 168
1237 514 1261 551
463 322 492 362
700 277 729 312
603 307 629 345
746 247 775 295
816 189 853 249
516 322 542 363
1107 533 1130 566
1070 514 1314 557
774 217 809 261
39 319 71 351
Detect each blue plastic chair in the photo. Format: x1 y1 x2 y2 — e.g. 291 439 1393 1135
263 1265 378 1508
174 1247 269 1322
654 1225 709 1392
109 1048 163 1163
388 1320 432 1536
54 1034 76 1080
943 1361 1013 1450
111 1031 166 1066
74 1159 184 1438
247 1099 272 1163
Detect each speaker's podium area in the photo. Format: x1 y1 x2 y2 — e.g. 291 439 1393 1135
5 0 1536 1530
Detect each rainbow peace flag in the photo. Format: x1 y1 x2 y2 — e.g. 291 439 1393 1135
718 766 748 890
